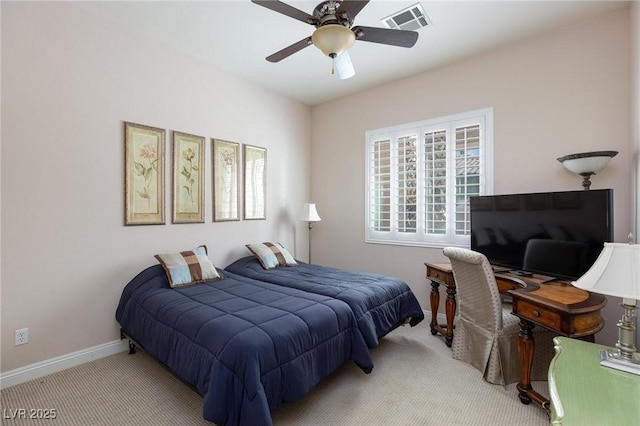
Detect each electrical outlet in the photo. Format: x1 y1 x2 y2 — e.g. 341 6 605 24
15 328 29 346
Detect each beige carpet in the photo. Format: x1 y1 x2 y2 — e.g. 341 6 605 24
1 324 550 425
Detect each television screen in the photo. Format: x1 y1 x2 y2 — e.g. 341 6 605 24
470 189 614 280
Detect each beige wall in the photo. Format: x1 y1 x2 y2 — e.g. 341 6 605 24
632 2 640 343
633 3 640 241
0 2 312 372
310 8 634 347
1 2 637 375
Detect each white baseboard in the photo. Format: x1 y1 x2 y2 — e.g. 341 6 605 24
423 309 447 324
0 339 129 390
1 310 445 390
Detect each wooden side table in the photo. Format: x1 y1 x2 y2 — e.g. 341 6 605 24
424 262 456 347
549 336 640 425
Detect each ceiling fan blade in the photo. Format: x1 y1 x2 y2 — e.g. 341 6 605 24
352 26 418 48
335 50 355 80
252 0 315 25
337 1 369 21
266 37 313 62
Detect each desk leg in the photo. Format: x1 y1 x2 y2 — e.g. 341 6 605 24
444 286 456 347
516 319 549 409
429 281 440 336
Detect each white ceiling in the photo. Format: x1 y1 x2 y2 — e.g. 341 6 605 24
76 1 630 106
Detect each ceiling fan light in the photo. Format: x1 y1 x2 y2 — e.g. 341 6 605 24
312 24 355 57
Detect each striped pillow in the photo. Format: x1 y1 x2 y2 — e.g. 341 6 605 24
246 242 298 270
155 245 222 288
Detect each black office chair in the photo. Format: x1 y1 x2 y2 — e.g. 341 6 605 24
523 239 589 278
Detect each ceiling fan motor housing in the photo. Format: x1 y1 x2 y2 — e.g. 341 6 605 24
312 0 352 27
310 1 357 57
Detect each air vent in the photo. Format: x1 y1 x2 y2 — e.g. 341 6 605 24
381 3 431 31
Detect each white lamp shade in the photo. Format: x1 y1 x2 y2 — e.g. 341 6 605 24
561 157 612 174
572 243 640 300
312 24 355 57
335 50 355 80
301 203 321 222
557 151 618 175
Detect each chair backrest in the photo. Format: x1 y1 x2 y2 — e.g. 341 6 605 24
523 239 588 278
443 247 503 333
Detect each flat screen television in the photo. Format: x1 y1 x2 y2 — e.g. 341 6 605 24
470 189 614 280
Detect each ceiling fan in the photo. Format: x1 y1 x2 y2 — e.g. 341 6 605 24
252 0 419 79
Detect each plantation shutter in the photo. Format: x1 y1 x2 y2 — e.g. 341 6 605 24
454 124 481 236
365 108 492 248
370 139 391 232
397 135 418 233
423 129 448 235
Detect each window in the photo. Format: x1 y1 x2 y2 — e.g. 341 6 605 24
366 108 493 248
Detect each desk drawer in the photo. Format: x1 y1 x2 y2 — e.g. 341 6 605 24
426 267 455 287
516 301 561 330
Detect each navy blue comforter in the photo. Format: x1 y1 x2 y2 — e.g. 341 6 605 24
115 265 373 426
224 257 424 348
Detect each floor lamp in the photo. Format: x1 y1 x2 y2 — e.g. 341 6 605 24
301 203 321 263
557 151 618 190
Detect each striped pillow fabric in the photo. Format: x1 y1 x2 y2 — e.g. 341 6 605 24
246 242 298 270
155 245 222 288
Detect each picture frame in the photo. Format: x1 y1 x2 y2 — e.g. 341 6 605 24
212 139 241 221
124 121 165 225
172 131 205 223
243 144 267 220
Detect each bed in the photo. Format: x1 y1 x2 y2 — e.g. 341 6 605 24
115 264 373 426
225 255 425 349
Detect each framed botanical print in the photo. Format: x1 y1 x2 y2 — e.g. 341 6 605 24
243 144 266 220
212 139 241 221
172 131 205 223
124 122 165 225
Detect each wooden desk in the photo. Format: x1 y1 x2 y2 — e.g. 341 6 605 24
424 262 607 411
424 262 456 346
424 262 526 346
548 337 640 425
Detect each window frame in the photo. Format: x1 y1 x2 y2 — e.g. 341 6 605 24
365 108 494 248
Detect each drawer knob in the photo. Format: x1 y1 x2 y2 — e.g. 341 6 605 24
533 310 540 317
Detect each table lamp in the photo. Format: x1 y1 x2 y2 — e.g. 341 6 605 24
572 238 640 375
301 203 321 263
